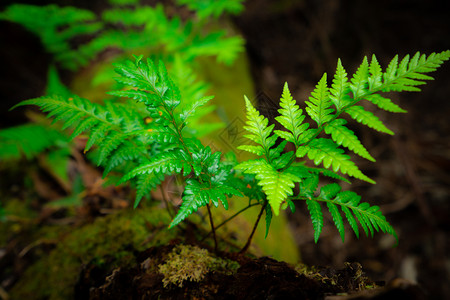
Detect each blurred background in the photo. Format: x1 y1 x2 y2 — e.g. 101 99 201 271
1 0 449 298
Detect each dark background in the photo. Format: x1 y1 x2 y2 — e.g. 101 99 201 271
1 0 449 298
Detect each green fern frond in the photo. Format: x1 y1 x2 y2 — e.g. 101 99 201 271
102 4 244 65
301 164 350 183
324 118 375 161
0 124 69 160
185 33 244 65
102 143 147 176
111 56 182 112
235 159 301 215
345 105 394 135
306 199 323 243
1 4 101 70
365 94 407 113
297 138 374 183
368 54 383 91
294 186 397 243
238 96 277 161
264 204 273 238
121 151 192 183
381 51 450 92
298 175 319 199
319 183 345 242
305 74 334 126
333 190 396 240
176 0 244 19
169 178 241 228
274 82 309 147
11 94 154 181
350 56 369 98
180 96 214 124
134 173 165 208
235 51 448 242
46 65 73 98
330 59 352 111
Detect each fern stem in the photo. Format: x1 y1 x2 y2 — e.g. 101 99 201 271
206 204 218 252
239 201 267 254
201 201 259 242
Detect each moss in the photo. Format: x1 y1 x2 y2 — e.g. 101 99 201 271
295 262 378 292
158 244 239 288
10 206 180 300
0 198 39 246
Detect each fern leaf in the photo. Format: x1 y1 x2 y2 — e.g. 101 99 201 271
237 145 264 156
102 143 147 176
274 82 309 146
179 95 214 124
299 175 319 199
319 182 342 199
305 74 334 126
0 4 101 70
235 159 300 215
334 191 397 240
306 199 323 243
264 204 272 239
296 189 397 242
368 54 383 91
169 179 210 228
85 124 110 151
120 150 191 183
382 51 450 92
271 151 294 170
0 124 69 160
177 0 244 19
345 105 393 135
365 94 407 113
134 173 164 208
350 56 369 98
112 57 181 110
169 179 241 228
97 131 126 165
238 96 277 159
186 32 245 65
330 59 352 111
296 138 374 183
324 118 375 161
319 183 345 242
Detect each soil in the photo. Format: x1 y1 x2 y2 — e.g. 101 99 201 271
1 0 449 299
80 244 406 300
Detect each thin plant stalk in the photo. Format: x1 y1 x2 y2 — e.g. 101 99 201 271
206 204 218 252
239 201 267 254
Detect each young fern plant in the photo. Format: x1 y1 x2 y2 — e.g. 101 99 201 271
236 51 450 243
112 56 242 229
13 55 242 249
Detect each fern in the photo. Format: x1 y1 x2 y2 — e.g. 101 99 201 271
0 124 69 160
176 0 244 20
11 94 157 202
306 74 334 126
13 55 243 229
109 56 242 226
1 2 244 71
0 4 101 70
237 51 450 242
